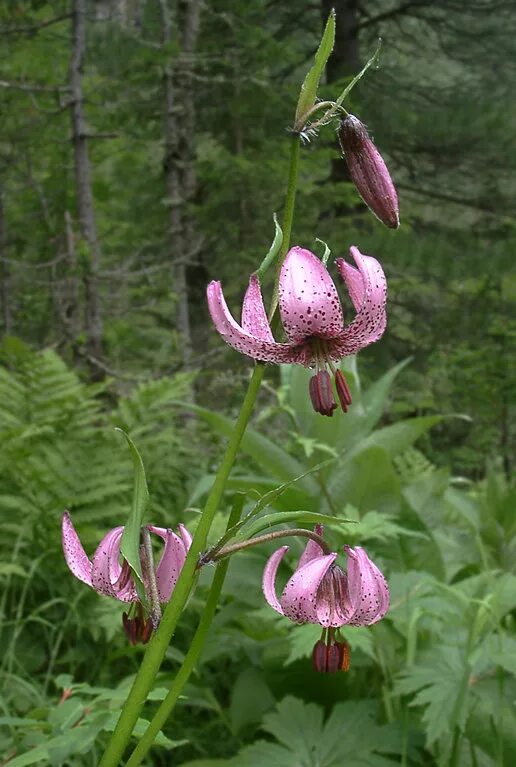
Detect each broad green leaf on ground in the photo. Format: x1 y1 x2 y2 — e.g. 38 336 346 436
394 645 471 744
233 697 402 767
357 416 441 459
327 446 402 516
229 668 275 733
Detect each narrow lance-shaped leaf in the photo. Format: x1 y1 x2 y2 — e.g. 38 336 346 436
294 10 335 128
255 214 283 279
241 510 356 539
334 39 382 109
209 460 334 555
117 428 150 589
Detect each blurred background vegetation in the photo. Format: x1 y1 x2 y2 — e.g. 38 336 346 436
0 0 515 765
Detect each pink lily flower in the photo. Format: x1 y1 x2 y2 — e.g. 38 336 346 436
62 511 191 643
262 526 389 672
207 245 386 416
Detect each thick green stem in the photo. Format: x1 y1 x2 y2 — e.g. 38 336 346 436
99 367 264 767
125 498 244 767
100 134 302 767
269 136 301 321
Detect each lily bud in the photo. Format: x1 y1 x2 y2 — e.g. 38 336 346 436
338 115 399 229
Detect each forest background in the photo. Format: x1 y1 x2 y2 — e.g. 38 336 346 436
0 1 515 766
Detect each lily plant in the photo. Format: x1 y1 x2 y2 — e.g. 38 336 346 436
207 245 387 416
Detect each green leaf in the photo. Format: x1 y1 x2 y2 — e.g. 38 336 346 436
178 403 318 494
358 415 442 458
294 11 335 127
241 510 355 538
235 697 401 766
334 39 382 108
255 214 283 279
0 562 27 577
229 668 275 733
116 428 149 588
394 645 471 744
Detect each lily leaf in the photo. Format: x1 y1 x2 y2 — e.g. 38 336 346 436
240 510 355 539
117 428 149 588
294 10 335 127
255 214 283 279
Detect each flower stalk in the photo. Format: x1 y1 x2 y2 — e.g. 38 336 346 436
125 497 244 767
99 135 302 767
206 527 332 563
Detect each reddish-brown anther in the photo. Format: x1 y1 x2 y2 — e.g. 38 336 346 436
309 370 338 417
334 369 352 412
339 115 399 229
312 640 328 672
312 633 351 673
122 607 154 646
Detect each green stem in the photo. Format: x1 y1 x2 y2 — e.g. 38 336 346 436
211 527 331 561
99 366 264 767
125 498 245 767
100 135 302 767
269 136 301 321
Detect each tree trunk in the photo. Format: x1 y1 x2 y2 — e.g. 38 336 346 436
70 0 104 378
0 188 12 336
53 211 80 358
161 0 201 372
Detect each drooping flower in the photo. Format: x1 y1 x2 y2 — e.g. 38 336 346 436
338 114 399 229
62 511 191 643
262 525 389 672
207 245 386 416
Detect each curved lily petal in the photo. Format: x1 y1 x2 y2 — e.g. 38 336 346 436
344 546 390 625
178 523 192 551
207 281 301 364
281 553 337 624
241 274 275 342
151 528 188 601
262 545 289 616
279 247 344 344
332 247 387 355
92 527 137 602
315 566 352 627
297 524 325 569
62 512 93 586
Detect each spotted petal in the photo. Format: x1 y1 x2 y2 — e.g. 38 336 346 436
91 527 137 602
332 247 387 355
241 274 274 341
62 512 93 587
280 553 337 624
207 280 300 363
262 545 289 615
344 546 390 625
279 247 344 344
178 523 192 551
148 526 188 601
297 525 325 569
315 566 352 627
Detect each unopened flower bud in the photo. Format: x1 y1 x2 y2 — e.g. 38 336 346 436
338 115 399 229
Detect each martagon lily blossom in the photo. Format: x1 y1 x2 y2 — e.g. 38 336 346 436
207 245 387 416
262 526 389 672
62 511 191 644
